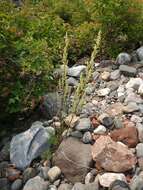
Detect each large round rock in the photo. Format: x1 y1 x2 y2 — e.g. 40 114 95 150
41 92 62 119
53 137 92 183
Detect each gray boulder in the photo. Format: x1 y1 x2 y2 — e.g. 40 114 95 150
116 53 131 65
67 65 86 78
23 176 49 190
41 92 62 119
53 137 92 183
10 122 54 170
136 46 143 61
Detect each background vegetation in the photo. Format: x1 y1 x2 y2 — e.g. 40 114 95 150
0 0 143 118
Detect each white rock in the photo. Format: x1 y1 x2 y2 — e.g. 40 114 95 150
92 100 98 105
93 125 107 135
126 78 143 90
138 84 143 96
136 46 143 61
136 123 143 143
97 88 110 97
99 173 126 187
101 71 110 81
68 65 86 78
136 143 143 158
95 62 100 67
48 185 57 190
47 166 61 182
131 115 142 123
126 88 134 95
85 172 94 184
117 85 125 98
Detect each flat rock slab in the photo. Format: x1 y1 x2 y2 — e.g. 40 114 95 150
53 137 92 183
10 122 52 170
119 65 137 77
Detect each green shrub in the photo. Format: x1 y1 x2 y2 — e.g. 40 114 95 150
0 1 66 115
69 22 98 62
0 0 143 118
90 0 143 57
46 0 91 26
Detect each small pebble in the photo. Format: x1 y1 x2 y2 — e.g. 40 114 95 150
93 125 107 134
47 166 61 182
82 132 92 144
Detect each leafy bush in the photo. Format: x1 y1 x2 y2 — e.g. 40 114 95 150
0 1 66 115
69 22 98 62
90 0 143 56
45 0 91 26
0 0 143 118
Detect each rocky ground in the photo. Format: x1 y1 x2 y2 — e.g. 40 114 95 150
1 46 143 190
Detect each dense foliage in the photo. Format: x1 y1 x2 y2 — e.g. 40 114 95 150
0 0 143 117
90 0 143 56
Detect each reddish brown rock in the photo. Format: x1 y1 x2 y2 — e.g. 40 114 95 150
110 126 139 148
90 116 99 128
6 168 21 182
92 136 137 172
123 120 136 128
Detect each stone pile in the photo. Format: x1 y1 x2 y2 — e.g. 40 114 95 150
0 46 143 190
